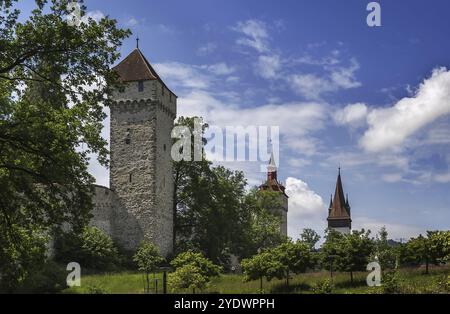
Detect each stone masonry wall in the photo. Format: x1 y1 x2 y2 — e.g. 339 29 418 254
90 80 176 257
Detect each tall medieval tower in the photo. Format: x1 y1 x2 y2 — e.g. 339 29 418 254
259 153 288 236
108 48 176 256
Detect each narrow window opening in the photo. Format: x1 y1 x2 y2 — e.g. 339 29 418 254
138 80 144 92
163 144 167 151
129 173 132 183
125 128 131 144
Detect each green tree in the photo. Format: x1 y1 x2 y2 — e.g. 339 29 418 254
173 117 250 265
407 231 449 274
172 117 286 265
272 240 314 287
321 229 374 283
169 251 221 293
55 226 119 271
0 0 129 287
169 264 208 294
300 228 320 251
373 227 397 270
242 189 286 256
241 251 282 293
133 241 165 293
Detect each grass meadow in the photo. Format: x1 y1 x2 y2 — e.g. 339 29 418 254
64 265 449 294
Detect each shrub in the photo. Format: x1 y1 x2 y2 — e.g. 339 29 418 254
312 279 334 294
54 227 119 271
169 251 222 293
86 285 109 294
382 270 402 294
11 260 67 293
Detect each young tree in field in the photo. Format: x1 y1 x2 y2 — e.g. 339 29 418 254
407 231 450 274
340 229 375 283
300 228 321 251
169 251 221 293
321 229 374 283
374 227 397 270
241 251 283 293
0 0 129 288
272 240 314 287
133 241 165 293
169 263 209 294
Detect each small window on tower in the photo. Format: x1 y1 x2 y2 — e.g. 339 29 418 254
125 128 131 144
129 173 132 183
138 80 144 92
163 144 166 151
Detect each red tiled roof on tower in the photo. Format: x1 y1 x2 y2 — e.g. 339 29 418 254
112 48 176 96
259 152 288 197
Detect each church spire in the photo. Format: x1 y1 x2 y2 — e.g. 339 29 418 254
267 151 277 180
327 168 352 233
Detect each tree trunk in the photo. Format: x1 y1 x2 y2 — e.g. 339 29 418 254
286 271 290 287
425 258 429 274
146 272 150 294
350 271 354 284
260 277 263 292
193 287 196 294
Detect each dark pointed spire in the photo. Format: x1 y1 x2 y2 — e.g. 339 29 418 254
328 168 350 219
136 36 139 49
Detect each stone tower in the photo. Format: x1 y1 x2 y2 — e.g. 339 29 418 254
108 48 176 256
258 153 288 236
327 168 352 234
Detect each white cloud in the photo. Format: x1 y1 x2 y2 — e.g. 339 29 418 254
256 54 281 79
202 63 235 76
354 217 426 241
197 42 218 56
334 103 368 126
329 59 361 89
360 67 450 152
82 10 105 23
287 60 361 100
154 62 211 90
125 17 139 27
434 172 450 183
232 19 269 53
382 173 403 183
285 177 327 239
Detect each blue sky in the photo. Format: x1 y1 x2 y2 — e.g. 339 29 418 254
19 1 450 240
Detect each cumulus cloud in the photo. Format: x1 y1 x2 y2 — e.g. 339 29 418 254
232 19 270 53
285 177 327 239
334 103 368 126
360 67 450 152
288 59 361 100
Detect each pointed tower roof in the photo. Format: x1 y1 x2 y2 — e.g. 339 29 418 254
267 152 277 173
328 168 351 219
112 48 176 96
